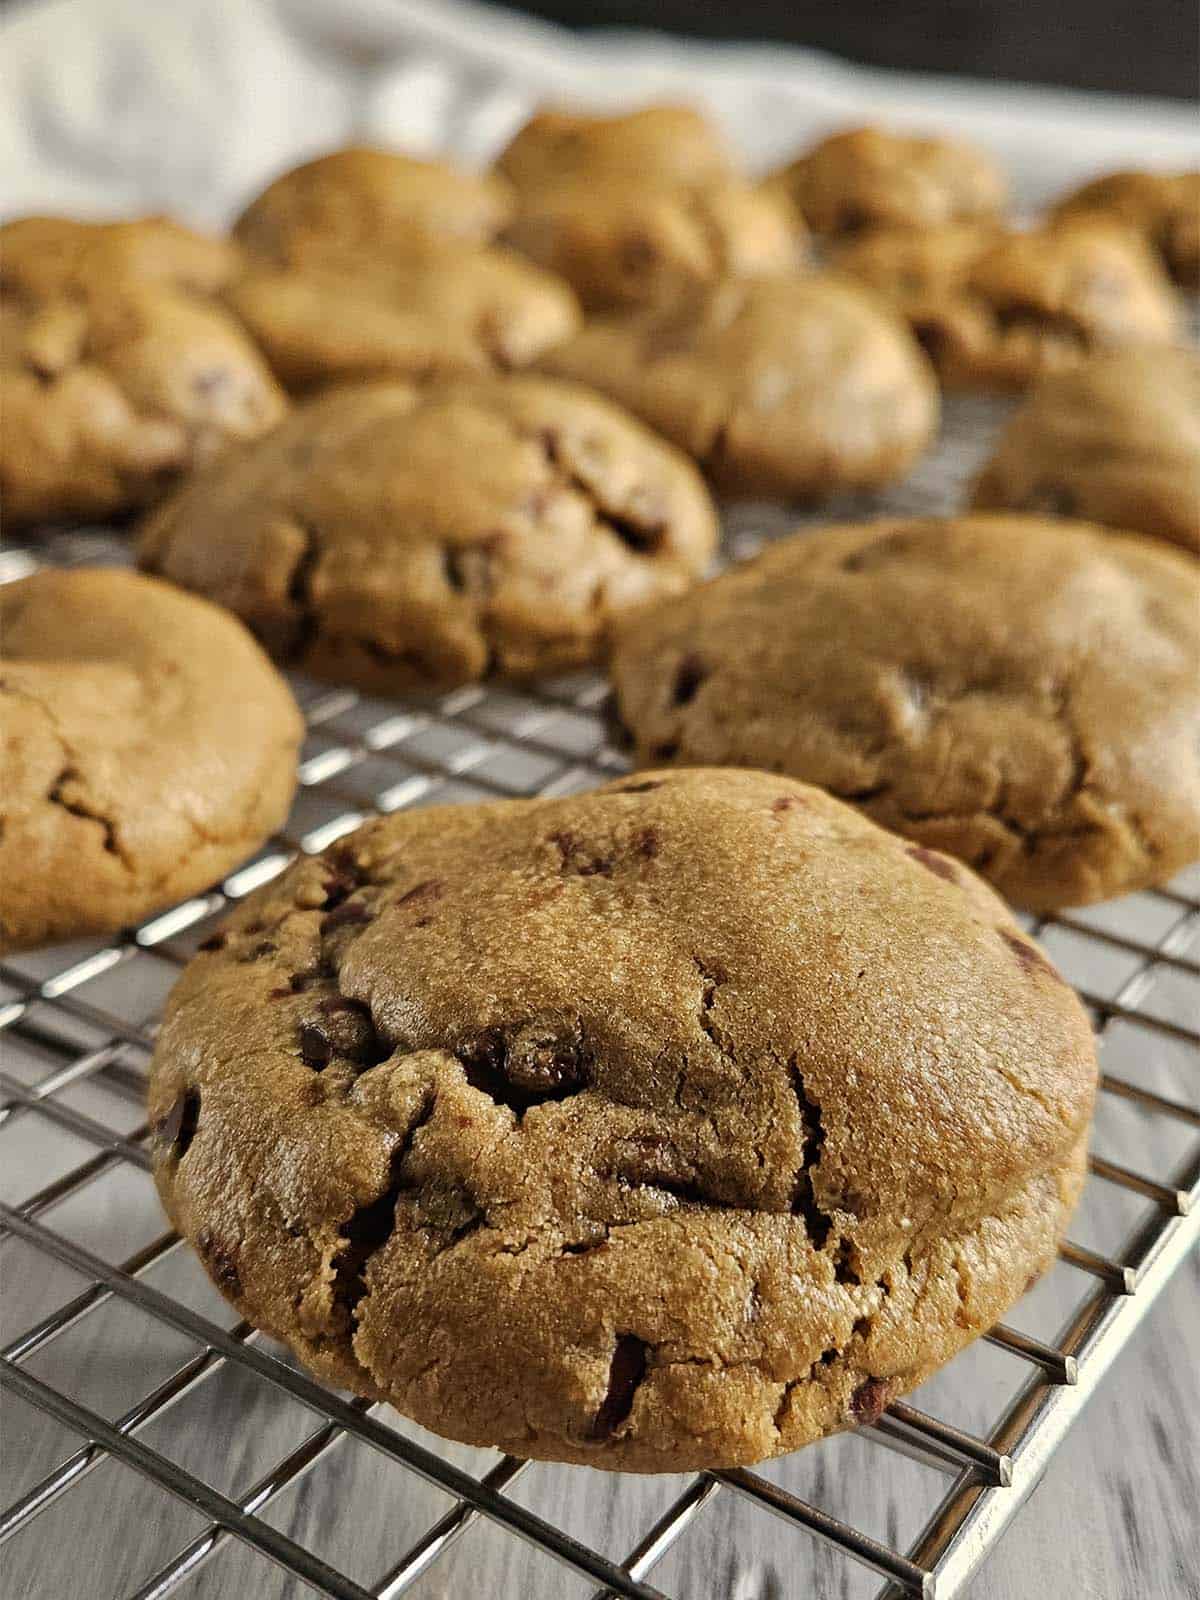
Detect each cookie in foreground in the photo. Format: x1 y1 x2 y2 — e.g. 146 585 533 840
148 768 1096 1472
609 515 1200 910
0 568 302 952
139 375 717 692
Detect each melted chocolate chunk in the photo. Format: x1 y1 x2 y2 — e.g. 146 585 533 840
850 1375 892 1426
155 1088 201 1159
906 844 958 883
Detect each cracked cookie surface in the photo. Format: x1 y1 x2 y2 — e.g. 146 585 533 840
0 214 243 303
225 237 580 392
766 125 1008 236
138 375 717 691
610 516 1200 909
0 568 302 952
1 285 288 526
233 145 515 265
832 217 1181 389
972 347 1200 555
148 767 1096 1470
539 274 938 498
1052 169 1200 289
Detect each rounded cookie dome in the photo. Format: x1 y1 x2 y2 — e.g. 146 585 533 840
148 767 1096 1471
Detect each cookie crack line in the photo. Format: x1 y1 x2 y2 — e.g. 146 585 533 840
282 512 323 663
44 764 135 872
532 424 666 555
333 1089 438 1325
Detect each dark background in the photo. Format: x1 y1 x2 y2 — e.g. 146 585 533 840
515 0 1200 100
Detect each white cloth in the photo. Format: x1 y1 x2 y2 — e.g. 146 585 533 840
2 0 1199 228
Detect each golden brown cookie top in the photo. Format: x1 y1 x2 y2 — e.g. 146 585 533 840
147 766 1095 1468
502 173 804 311
138 374 717 692
973 346 1200 555
769 125 1009 235
834 216 1181 388
0 567 302 952
609 514 1200 910
540 273 938 497
233 145 516 265
1052 168 1200 288
1 285 288 526
495 103 736 190
225 238 581 393
0 214 242 302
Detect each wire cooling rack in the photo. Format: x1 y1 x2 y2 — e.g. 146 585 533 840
1 393 1198 1600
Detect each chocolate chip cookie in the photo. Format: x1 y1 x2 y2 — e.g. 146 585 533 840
973 347 1200 555
233 145 516 266
767 125 1008 236
0 214 243 302
1052 169 1200 289
497 103 804 310
225 238 580 392
502 175 804 312
139 375 717 691
0 568 302 952
540 275 939 498
833 217 1181 388
495 104 737 190
147 766 1096 1471
610 515 1200 909
1 286 288 526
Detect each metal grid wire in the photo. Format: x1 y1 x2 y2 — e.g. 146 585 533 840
1 393 1198 1600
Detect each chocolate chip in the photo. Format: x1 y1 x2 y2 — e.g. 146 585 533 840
321 868 358 911
850 1375 892 1426
550 831 614 877
999 928 1066 984
671 654 707 707
589 1334 648 1439
906 844 958 883
320 899 372 935
299 1023 333 1067
197 932 227 952
634 827 660 859
912 319 948 367
196 1226 241 1296
459 1024 594 1116
619 235 657 274
192 366 232 398
1022 482 1078 517
155 1088 200 1159
612 779 663 794
289 965 333 992
772 795 806 814
396 878 444 909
